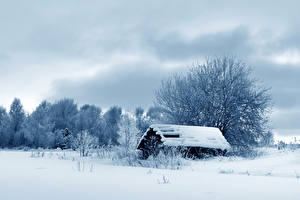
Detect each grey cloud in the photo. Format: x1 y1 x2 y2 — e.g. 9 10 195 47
259 28 300 55
1 0 298 63
250 60 300 110
0 53 10 62
50 63 186 111
278 30 300 51
145 27 252 61
247 59 300 130
272 109 300 129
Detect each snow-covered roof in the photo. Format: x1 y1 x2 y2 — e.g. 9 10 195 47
142 124 230 150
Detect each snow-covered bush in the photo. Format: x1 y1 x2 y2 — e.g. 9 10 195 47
118 114 139 157
74 130 98 157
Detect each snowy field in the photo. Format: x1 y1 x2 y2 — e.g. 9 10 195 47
0 149 300 200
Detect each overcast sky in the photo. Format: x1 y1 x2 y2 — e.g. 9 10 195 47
1 0 300 136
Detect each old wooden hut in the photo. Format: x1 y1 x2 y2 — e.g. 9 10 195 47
137 124 230 158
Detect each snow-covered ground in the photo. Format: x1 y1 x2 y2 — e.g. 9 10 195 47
0 149 299 200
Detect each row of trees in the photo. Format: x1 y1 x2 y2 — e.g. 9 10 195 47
0 98 165 150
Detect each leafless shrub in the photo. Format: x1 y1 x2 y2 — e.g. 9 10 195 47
30 148 45 158
219 169 234 174
74 130 98 157
295 170 300 179
157 175 170 184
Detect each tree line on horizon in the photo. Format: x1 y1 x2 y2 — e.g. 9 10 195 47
0 98 165 149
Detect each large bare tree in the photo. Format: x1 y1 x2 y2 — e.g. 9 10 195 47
155 57 272 148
